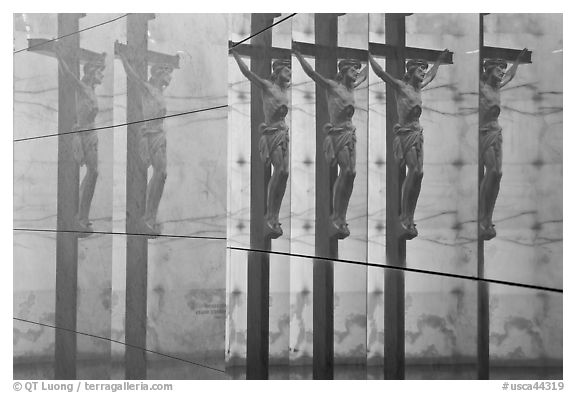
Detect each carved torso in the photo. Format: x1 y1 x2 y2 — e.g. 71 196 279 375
142 83 167 133
262 83 289 125
76 85 99 127
479 80 501 130
326 83 355 126
395 82 422 128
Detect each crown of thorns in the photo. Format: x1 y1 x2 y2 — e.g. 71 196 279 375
483 58 507 70
150 63 174 75
405 59 429 72
338 59 361 71
272 59 291 71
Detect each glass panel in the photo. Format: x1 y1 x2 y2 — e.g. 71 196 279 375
404 14 479 277
113 14 228 238
482 13 562 290
226 13 293 376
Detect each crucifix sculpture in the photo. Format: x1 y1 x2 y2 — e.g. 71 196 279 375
369 49 449 239
27 13 108 379
115 13 179 380
294 49 367 239
478 49 529 241
116 38 179 237
230 49 291 239
29 39 106 237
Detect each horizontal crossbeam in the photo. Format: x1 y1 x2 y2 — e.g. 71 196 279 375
229 40 291 60
27 38 105 63
114 41 180 69
370 42 453 64
481 46 532 63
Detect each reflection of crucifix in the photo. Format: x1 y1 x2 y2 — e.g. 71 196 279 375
369 14 453 379
115 13 179 380
229 13 290 380
27 13 105 379
477 13 532 380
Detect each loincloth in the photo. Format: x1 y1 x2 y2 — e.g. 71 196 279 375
139 130 167 168
393 123 423 165
480 123 502 159
323 122 356 167
72 126 98 167
258 122 289 166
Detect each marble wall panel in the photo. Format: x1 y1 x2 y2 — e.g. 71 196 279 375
483 14 562 290
404 271 477 379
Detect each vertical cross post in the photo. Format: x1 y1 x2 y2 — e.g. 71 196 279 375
118 13 180 380
124 13 154 380
246 13 279 380
477 14 532 379
54 13 83 380
28 14 114 379
312 13 340 380
369 14 452 380
383 14 406 380
477 14 489 380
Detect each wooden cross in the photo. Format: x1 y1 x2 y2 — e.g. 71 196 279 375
477 13 531 380
369 14 453 380
114 13 179 380
229 13 291 380
27 13 105 380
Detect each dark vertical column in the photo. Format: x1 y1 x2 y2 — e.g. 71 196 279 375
125 13 153 380
246 13 276 380
313 13 338 380
477 13 489 381
55 13 82 380
384 14 406 380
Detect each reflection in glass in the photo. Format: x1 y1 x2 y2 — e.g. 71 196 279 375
118 49 176 236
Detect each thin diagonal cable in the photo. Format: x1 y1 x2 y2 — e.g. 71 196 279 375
228 246 563 294
13 317 227 375
229 13 297 49
13 228 226 241
14 14 130 54
13 104 227 143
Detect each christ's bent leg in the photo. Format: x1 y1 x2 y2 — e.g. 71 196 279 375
332 148 355 238
144 136 167 232
479 145 502 240
77 136 98 234
400 147 423 238
267 147 289 231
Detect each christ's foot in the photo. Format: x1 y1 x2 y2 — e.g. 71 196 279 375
399 218 417 240
140 219 160 238
480 223 496 241
264 219 283 239
75 217 94 238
